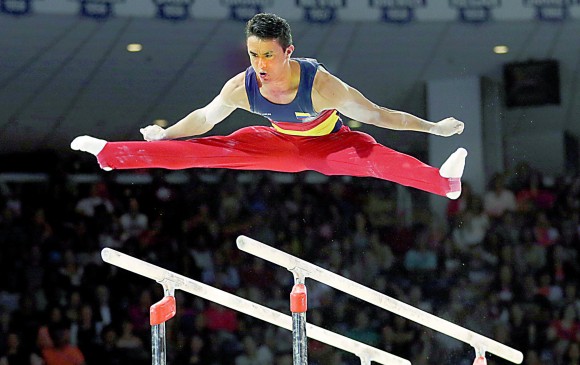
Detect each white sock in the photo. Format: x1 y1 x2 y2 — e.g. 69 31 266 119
70 136 112 171
71 135 107 156
439 148 467 199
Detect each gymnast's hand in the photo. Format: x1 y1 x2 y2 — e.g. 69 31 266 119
140 125 167 141
430 117 464 137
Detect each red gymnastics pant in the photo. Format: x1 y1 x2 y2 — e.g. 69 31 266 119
96 125 456 197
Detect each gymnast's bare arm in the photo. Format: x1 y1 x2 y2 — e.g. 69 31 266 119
140 72 250 141
311 67 464 137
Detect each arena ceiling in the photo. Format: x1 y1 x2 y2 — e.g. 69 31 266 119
1 13 579 158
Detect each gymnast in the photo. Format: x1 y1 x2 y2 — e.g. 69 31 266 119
72 13 467 199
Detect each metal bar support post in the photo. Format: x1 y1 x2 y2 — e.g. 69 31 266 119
150 285 177 365
291 272 308 365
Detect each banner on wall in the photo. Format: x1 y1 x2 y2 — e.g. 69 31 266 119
448 0 501 23
0 0 34 15
2 0 580 21
220 0 273 21
153 0 196 21
296 0 347 23
369 0 427 23
523 0 580 21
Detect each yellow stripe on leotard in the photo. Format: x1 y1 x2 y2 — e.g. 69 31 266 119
271 110 340 137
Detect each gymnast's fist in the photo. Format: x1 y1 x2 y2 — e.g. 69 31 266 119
430 117 464 137
140 125 167 141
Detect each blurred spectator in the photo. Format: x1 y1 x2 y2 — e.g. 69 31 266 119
119 198 148 242
41 323 85 365
94 285 114 331
75 183 114 218
127 290 152 339
88 325 121 365
174 334 213 365
115 319 148 365
59 250 84 289
563 341 580 365
516 172 556 214
389 316 416 360
523 349 543 365
519 226 547 273
234 335 273 365
274 351 292 365
536 271 564 305
345 310 380 347
403 226 438 277
73 304 100 362
0 332 43 365
188 234 215 284
547 304 580 350
211 249 240 291
238 258 274 291
202 302 238 334
483 173 517 219
452 196 489 251
532 211 560 248
363 188 396 235
368 230 395 273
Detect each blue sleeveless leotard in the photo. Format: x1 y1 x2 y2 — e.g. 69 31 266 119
245 58 342 136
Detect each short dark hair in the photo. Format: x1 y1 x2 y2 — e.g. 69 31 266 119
245 13 293 50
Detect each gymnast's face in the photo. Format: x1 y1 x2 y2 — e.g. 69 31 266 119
247 36 294 84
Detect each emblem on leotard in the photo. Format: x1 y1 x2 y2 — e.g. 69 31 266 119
295 112 313 121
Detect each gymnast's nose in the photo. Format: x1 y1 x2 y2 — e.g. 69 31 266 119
257 57 267 70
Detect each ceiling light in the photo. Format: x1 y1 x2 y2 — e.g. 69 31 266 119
493 45 509 54
127 43 143 52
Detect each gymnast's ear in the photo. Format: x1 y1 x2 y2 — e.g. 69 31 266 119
285 45 294 58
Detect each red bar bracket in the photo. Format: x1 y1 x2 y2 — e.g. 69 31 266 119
150 296 176 325
290 284 307 313
473 356 487 365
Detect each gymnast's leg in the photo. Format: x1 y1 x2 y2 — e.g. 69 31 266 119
296 127 466 199
71 127 307 173
71 127 466 198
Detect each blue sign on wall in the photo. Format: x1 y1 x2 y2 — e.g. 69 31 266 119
296 0 347 23
75 0 125 19
523 0 580 21
369 0 427 23
449 0 502 23
221 0 273 22
0 0 34 16
153 0 195 21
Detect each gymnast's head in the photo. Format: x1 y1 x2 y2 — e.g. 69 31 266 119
245 13 295 75
245 13 293 51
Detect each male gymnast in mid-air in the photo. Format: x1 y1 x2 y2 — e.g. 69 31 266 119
72 13 467 199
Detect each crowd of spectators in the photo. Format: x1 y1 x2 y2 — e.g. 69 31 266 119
0 159 579 365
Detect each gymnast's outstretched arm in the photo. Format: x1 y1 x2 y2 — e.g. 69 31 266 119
140 71 250 141
311 67 464 137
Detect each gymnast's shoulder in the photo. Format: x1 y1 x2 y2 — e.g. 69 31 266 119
312 66 351 111
219 71 249 109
